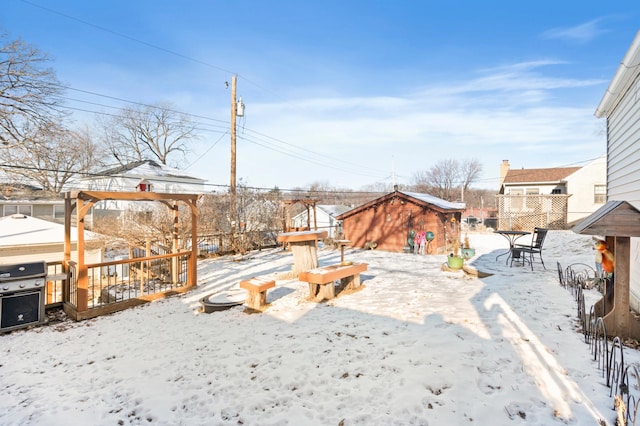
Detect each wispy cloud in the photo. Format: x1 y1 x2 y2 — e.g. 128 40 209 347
540 19 609 43
215 60 606 189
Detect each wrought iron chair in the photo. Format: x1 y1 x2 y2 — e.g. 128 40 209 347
512 227 548 270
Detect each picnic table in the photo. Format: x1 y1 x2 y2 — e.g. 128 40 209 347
277 230 328 277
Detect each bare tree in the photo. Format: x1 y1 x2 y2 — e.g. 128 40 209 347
0 33 64 145
459 159 483 192
99 103 196 167
411 158 483 202
420 158 459 201
0 124 102 193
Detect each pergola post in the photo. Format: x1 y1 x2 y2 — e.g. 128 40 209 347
62 191 200 318
76 197 88 312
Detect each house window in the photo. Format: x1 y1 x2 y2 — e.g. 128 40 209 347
551 188 562 194
3 204 32 216
53 204 65 219
594 185 606 204
508 189 523 210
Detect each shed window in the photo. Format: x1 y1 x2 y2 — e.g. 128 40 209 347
594 185 606 204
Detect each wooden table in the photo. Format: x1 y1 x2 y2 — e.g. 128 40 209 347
494 230 530 264
277 230 328 276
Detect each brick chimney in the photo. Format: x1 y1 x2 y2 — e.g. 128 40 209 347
499 160 510 187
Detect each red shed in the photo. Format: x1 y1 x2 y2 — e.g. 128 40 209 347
336 190 466 253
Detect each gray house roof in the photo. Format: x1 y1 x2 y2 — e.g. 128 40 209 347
89 160 205 182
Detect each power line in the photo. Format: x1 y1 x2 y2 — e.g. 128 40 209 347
20 0 235 75
0 162 389 194
20 0 292 106
54 85 393 179
15 3 393 180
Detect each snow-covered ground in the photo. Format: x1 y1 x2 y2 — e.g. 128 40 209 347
0 230 634 425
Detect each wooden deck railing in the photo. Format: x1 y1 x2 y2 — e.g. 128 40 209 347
61 252 192 320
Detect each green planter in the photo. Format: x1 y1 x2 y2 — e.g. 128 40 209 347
447 255 464 269
461 248 476 260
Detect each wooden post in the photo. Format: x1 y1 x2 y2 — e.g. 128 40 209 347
313 203 318 230
290 240 319 274
230 75 237 223
613 236 630 337
63 195 73 303
76 197 88 312
172 202 179 284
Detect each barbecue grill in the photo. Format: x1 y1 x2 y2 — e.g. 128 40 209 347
0 261 47 332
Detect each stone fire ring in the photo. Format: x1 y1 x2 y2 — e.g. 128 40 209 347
200 288 246 313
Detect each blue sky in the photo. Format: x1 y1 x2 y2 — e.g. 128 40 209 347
3 1 639 191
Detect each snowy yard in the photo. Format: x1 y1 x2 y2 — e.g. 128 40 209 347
0 230 635 425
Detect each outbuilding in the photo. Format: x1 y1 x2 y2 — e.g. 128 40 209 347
336 189 466 253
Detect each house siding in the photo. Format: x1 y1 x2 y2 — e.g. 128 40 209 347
566 156 607 225
605 93 640 312
597 32 640 312
607 81 640 203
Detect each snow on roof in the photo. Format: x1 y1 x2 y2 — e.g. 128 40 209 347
400 191 466 210
317 205 351 216
0 214 97 247
89 160 205 182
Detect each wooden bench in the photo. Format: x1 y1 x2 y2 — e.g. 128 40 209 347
298 262 368 302
239 277 276 310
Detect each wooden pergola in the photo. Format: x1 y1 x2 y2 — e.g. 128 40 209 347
573 200 640 340
62 191 200 320
282 198 318 232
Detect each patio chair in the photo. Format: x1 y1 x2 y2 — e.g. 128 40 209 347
512 227 548 270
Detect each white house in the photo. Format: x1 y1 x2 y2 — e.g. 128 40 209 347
291 204 351 238
497 157 606 228
563 156 607 224
589 30 640 313
80 160 206 194
77 160 206 219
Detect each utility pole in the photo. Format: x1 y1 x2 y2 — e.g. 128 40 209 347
230 74 237 231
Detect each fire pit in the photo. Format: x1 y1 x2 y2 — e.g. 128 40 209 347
200 289 246 313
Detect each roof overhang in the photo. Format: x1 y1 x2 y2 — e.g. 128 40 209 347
595 30 640 118
572 200 640 237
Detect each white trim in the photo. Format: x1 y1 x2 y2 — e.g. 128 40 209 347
595 30 640 118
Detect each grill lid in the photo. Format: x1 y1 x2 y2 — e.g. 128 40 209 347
0 261 47 281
